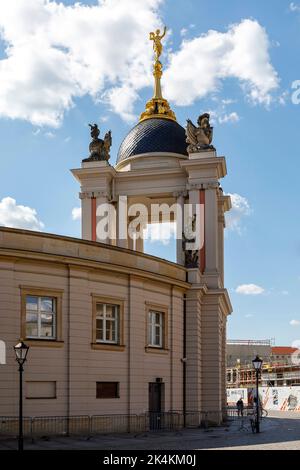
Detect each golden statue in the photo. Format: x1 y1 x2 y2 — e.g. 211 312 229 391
149 26 166 61
139 26 176 122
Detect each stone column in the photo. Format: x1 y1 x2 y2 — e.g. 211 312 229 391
204 185 218 276
218 196 225 286
79 192 93 240
184 268 205 414
201 291 222 414
185 285 202 412
95 192 111 244
200 289 231 421
117 196 128 249
174 191 186 265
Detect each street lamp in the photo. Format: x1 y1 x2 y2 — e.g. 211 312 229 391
14 340 29 451
252 355 263 433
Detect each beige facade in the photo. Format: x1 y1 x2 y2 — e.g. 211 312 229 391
0 148 232 422
0 228 187 417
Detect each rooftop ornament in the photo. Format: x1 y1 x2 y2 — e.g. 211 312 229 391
83 123 112 162
186 113 215 153
139 27 176 123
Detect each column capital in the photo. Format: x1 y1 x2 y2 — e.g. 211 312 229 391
187 181 219 191
79 190 111 200
79 191 94 199
172 190 188 198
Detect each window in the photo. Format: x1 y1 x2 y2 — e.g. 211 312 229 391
92 296 124 351
26 381 56 399
26 296 56 339
96 382 119 399
20 287 63 345
96 303 119 344
148 310 164 348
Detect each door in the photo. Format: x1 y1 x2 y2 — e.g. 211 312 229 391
149 382 164 430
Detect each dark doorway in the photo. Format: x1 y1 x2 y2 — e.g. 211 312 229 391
149 381 164 430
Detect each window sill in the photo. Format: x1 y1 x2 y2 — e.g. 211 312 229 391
145 346 169 354
24 339 64 348
91 343 125 352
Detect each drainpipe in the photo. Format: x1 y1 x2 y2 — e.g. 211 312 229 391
127 274 131 431
67 265 71 434
183 288 187 427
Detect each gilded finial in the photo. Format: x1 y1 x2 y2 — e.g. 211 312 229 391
139 26 176 122
149 26 166 62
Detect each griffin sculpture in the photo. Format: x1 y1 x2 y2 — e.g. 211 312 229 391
83 123 112 162
186 113 215 153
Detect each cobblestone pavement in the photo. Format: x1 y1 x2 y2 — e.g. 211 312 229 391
1 411 300 450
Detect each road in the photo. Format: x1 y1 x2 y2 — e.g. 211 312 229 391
0 410 300 450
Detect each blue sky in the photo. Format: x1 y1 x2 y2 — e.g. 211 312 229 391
0 0 300 346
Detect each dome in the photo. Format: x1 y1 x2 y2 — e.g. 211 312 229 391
116 118 188 167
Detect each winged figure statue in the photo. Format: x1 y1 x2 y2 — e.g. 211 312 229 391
186 113 215 153
83 123 112 162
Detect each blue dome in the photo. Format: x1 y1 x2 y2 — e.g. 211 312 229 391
116 118 188 165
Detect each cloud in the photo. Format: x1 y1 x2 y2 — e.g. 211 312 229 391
72 207 81 221
290 2 300 12
0 5 279 127
164 19 279 107
0 196 44 230
245 314 254 318
235 284 265 295
225 193 251 233
180 28 187 37
290 319 300 326
0 0 163 126
144 222 176 245
218 112 240 124
45 131 55 139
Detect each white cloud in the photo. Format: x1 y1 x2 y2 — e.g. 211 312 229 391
290 319 300 326
225 193 251 233
72 207 81 221
218 112 240 124
245 314 254 318
164 19 279 106
0 0 163 126
45 131 55 139
180 28 187 37
290 3 300 12
236 284 265 295
144 222 176 245
101 84 139 123
221 98 236 105
0 196 44 230
0 5 280 126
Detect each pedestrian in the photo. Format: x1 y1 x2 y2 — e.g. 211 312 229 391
236 397 244 417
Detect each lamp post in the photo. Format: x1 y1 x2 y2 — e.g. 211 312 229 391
252 355 263 433
14 340 29 451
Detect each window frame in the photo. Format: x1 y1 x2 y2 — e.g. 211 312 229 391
25 296 56 340
96 302 119 344
148 310 164 348
145 303 168 353
20 287 63 347
92 295 125 351
96 381 120 399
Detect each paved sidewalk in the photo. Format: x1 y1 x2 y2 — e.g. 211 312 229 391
1 411 300 450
